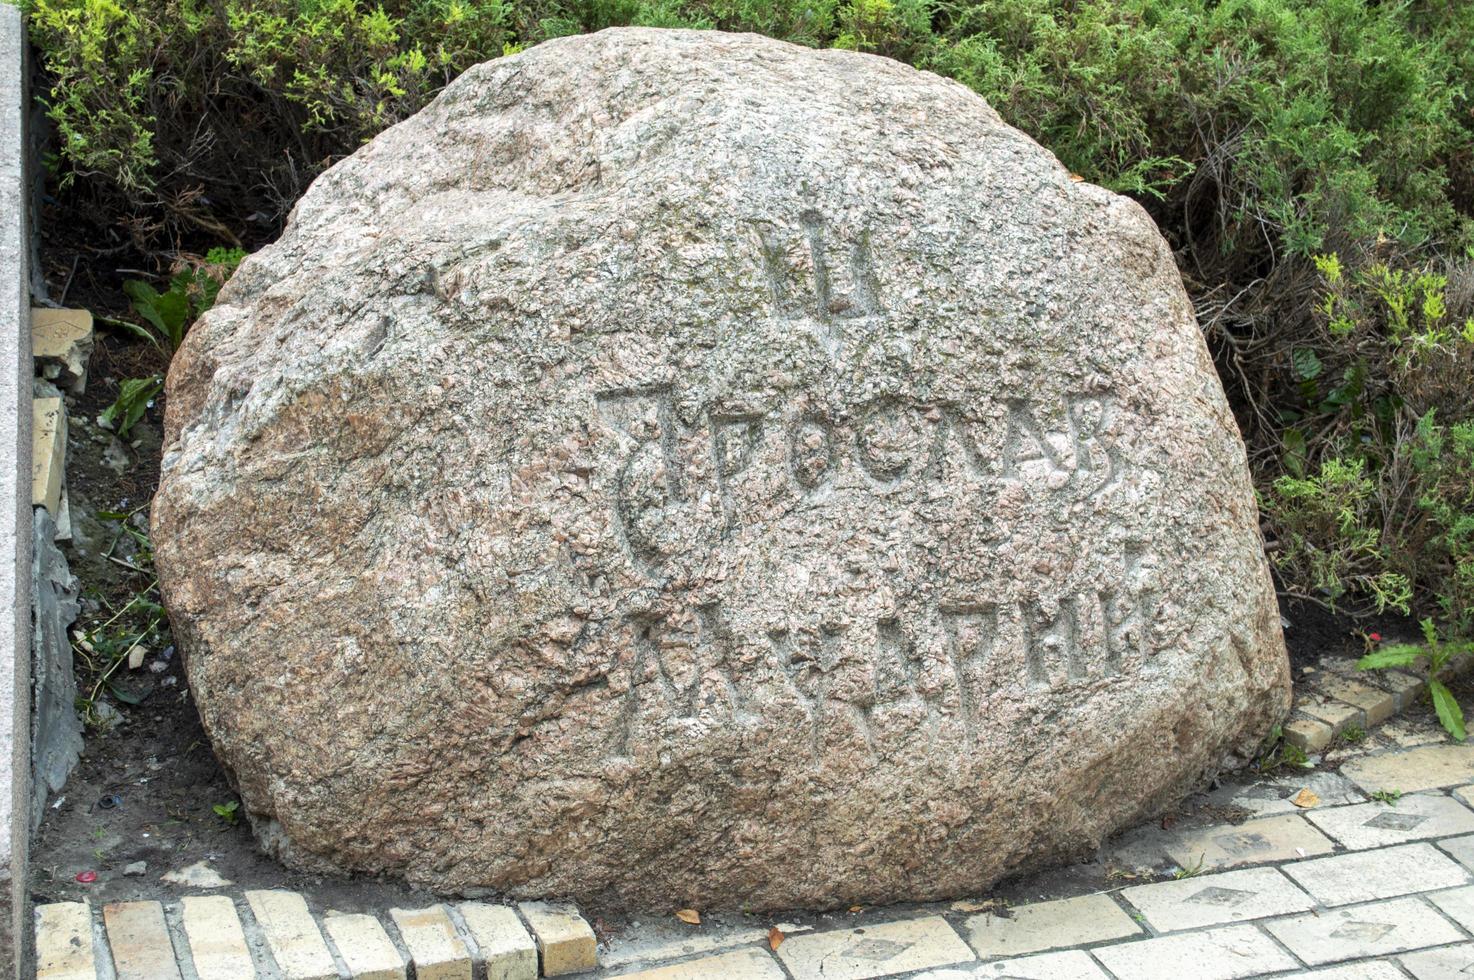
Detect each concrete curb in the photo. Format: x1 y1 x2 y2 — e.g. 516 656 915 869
0 4 32 978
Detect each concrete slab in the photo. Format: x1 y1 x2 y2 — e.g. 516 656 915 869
29 308 91 393
1305 794 1474 849
0 5 32 977
518 901 598 976
608 948 785 979
775 917 974 980
1118 867 1315 932
179 896 255 980
456 902 536 980
1263 896 1463 966
961 893 1139 959
1283 842 1471 905
1090 923 1297 980
1341 744 1474 793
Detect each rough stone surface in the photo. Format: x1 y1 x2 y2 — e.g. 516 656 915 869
152 27 1290 909
30 507 80 826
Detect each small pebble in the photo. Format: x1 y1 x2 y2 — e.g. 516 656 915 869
123 861 147 877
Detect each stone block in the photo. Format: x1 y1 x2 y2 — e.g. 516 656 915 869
1297 694 1365 734
33 902 95 980
388 905 471 980
1305 794 1474 849
609 948 784 979
518 901 598 976
179 896 255 980
323 912 405 980
29 506 80 825
102 901 183 980
1164 813 1335 871
1282 842 1470 906
1401 942 1474 980
1315 675 1398 726
1367 669 1425 711
961 893 1138 959
1118 866 1314 932
30 396 63 516
915 950 1111 979
775 916 973 980
1263 896 1462 966
244 889 337 980
1341 744 1474 793
30 308 92 393
1283 714 1334 753
1090 923 1296 980
456 902 536 980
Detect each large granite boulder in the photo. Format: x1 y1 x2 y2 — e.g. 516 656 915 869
153 28 1290 910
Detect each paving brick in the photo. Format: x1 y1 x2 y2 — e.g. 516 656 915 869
323 912 405 980
1089 923 1296 980
1263 896 1463 966
609 947 785 979
1164 813 1336 871
245 889 338 980
457 902 537 980
389 905 471 980
1118 866 1314 932
1368 670 1426 711
1284 715 1335 753
34 902 97 980
103 901 183 980
1297 964 1411 980
1306 794 1474 849
180 896 255 980
1342 744 1474 793
31 396 64 514
518 901 599 976
775 916 974 980
1453 784 1474 810
1437 833 1474 872
961 893 1138 959
1283 842 1471 906
1316 676 1399 726
1401 943 1474 980
30 307 93 392
1299 695 1366 734
914 949 1110 978
1424 883 1474 932
1221 772 1365 817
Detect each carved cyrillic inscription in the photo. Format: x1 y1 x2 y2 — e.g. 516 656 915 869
752 212 883 361
606 556 1159 758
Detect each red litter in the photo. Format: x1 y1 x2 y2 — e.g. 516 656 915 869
1369 632 1384 642
74 870 97 883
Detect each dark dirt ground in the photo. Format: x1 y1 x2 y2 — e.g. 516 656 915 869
23 225 1443 930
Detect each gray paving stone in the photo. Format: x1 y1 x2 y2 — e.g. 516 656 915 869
775 916 974 980
1263 896 1464 966
1342 744 1474 793
1219 772 1366 817
1165 813 1336 871
1089 923 1297 980
1306 794 1474 849
1436 834 1474 877
608 948 785 979
1292 964 1411 980
914 949 1110 979
961 893 1140 959
1453 785 1474 810
1424 884 1474 932
1283 842 1472 906
1119 867 1315 932
1401 943 1474 980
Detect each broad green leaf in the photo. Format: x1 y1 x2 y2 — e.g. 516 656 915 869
1293 347 1323 381
1357 646 1423 670
1430 679 1466 741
